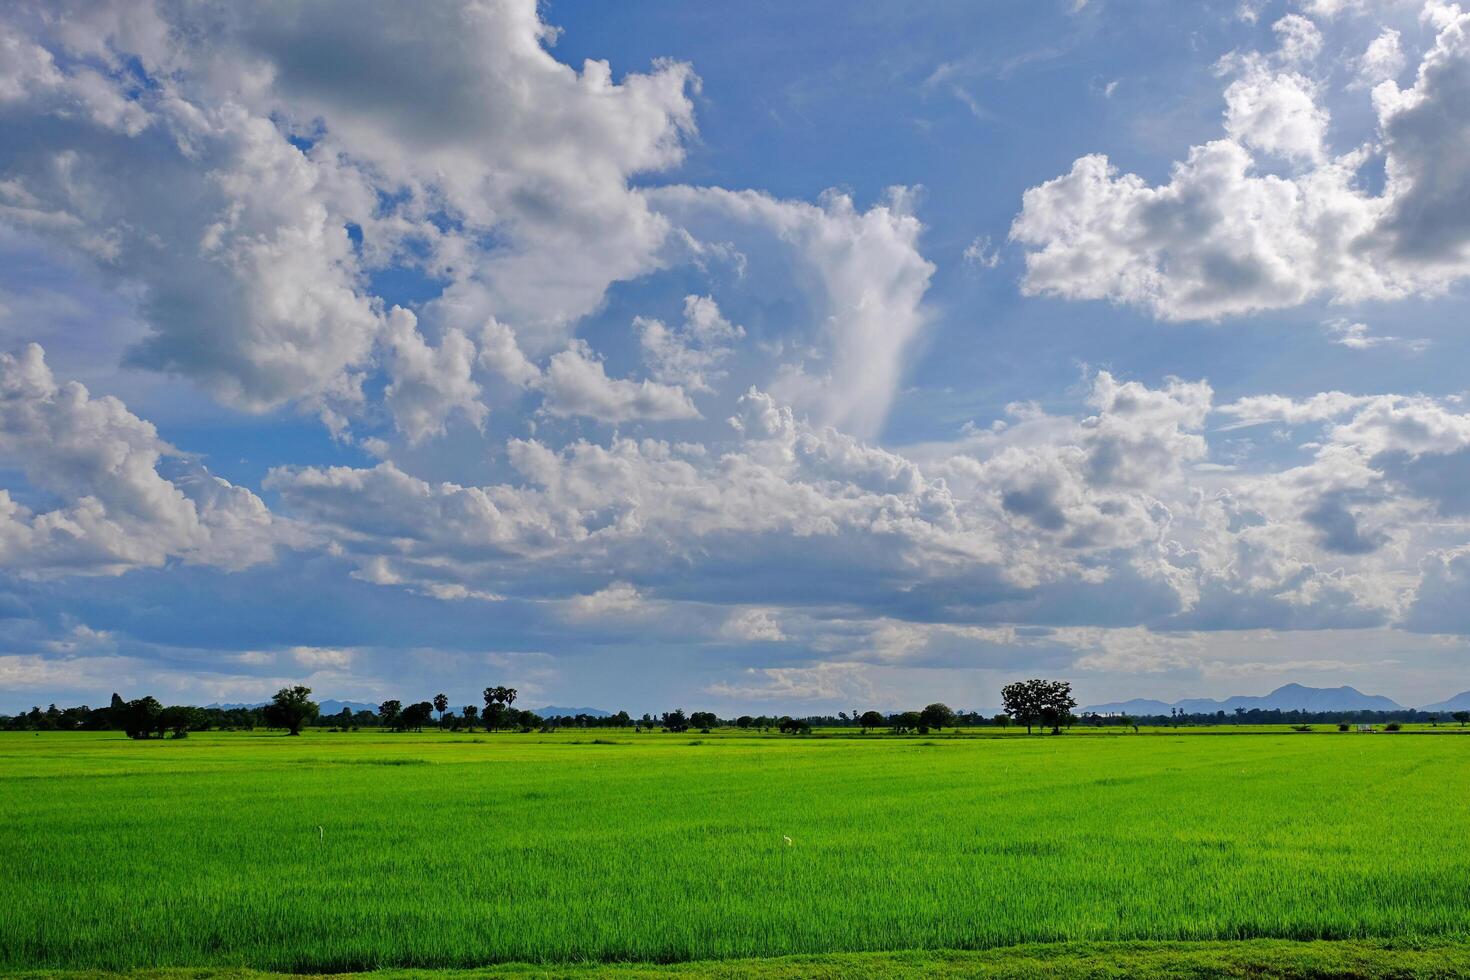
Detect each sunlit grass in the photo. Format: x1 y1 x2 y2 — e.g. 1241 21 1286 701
1 729 1466 972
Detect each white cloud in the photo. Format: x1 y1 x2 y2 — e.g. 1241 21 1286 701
382 310 486 445
636 294 744 393
1011 6 1470 320
707 662 876 702
0 0 697 430
650 185 934 439
1321 316 1428 350
1357 29 1406 86
0 343 276 575
541 340 701 423
1222 59 1329 163
963 235 1001 268
721 608 787 642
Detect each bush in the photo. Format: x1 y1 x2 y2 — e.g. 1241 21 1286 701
1291 725 1313 733
1338 723 1350 732
1385 722 1402 732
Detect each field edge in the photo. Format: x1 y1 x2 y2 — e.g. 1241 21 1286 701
8 939 1470 980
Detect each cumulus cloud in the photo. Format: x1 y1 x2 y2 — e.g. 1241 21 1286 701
1011 5 1470 320
541 341 701 423
707 662 877 702
650 185 934 439
0 343 275 575
0 0 697 430
636 295 744 394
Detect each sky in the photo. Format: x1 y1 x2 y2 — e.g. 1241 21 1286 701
4 0 1470 715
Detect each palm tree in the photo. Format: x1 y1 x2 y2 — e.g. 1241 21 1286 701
433 693 449 728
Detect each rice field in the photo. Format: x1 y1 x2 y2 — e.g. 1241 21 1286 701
1 729 1467 975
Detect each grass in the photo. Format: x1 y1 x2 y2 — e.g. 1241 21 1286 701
11 940 1470 978
2 729 1467 975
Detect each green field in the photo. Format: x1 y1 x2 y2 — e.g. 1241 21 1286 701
2 729 1467 977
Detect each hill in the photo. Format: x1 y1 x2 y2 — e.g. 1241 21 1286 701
1085 684 1402 715
532 706 612 718
1419 690 1470 712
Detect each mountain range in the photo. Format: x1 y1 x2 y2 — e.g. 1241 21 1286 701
1084 684 1406 715
1419 691 1470 713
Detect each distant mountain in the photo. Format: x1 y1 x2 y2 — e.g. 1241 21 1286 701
1084 684 1403 715
202 701 266 710
318 700 379 715
1420 691 1470 712
532 706 611 718
1083 698 1175 715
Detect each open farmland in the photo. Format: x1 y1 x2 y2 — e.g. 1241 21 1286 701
2 730 1467 977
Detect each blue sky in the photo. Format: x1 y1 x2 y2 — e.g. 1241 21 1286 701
4 0 1470 714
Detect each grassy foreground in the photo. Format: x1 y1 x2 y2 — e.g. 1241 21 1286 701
8 940 1470 978
2 730 1467 974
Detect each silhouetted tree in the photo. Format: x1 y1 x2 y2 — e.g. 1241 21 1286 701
891 710 923 734
779 716 811 735
378 699 403 731
1001 679 1077 734
401 701 433 731
264 686 319 735
462 705 478 731
690 711 718 732
433 693 449 727
1455 711 1470 727
120 696 163 739
662 709 689 733
920 703 956 732
858 710 885 733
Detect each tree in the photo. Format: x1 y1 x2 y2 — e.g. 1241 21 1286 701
779 716 811 735
378 699 403 731
159 705 205 738
662 709 689 733
120 696 163 739
920 703 956 732
482 686 519 731
1454 711 1470 727
1119 714 1139 733
993 713 1011 729
462 705 478 731
1001 679 1077 734
858 710 885 734
401 701 433 731
689 711 718 732
433 693 449 727
892 710 923 734
264 686 319 735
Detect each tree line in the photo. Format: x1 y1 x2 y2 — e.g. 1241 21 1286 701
7 678 1463 737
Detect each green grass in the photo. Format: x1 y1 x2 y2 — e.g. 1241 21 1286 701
2 730 1467 974
10 940 1470 979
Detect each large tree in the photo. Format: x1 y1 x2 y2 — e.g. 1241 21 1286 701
378 699 403 731
120 696 163 739
1000 679 1077 734
920 703 956 732
482 686 518 732
433 693 449 727
264 686 319 736
858 710 885 734
401 701 433 731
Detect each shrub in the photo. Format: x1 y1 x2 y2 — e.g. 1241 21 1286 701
1385 722 1402 732
1338 723 1350 732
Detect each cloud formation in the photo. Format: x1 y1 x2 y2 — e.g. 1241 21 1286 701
1011 5 1470 320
